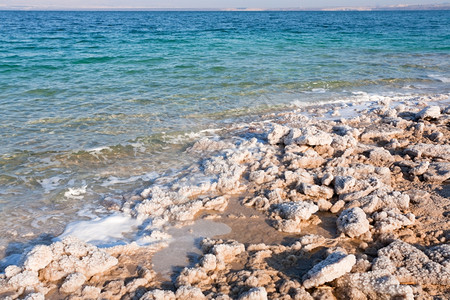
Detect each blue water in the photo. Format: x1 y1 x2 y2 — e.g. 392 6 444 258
0 11 449 251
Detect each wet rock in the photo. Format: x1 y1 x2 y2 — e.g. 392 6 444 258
416 105 441 120
336 208 370 238
187 137 232 153
373 240 450 286
302 251 356 289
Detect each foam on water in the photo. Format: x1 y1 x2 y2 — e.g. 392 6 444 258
59 212 142 247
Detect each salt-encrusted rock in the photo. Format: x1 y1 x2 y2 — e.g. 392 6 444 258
200 254 217 271
187 137 232 152
409 161 430 176
140 289 176 300
82 286 102 299
203 196 229 212
336 208 370 238
176 267 209 286
274 202 319 221
334 176 356 195
7 270 40 289
373 240 450 286
249 170 275 185
295 127 333 146
284 170 314 185
350 190 410 214
339 177 383 201
212 242 245 263
317 199 332 211
23 245 53 272
175 286 206 300
238 287 268 300
360 128 403 142
286 150 326 169
330 200 345 214
425 244 450 268
331 135 358 151
372 208 415 233
423 162 450 183
429 131 444 142
4 265 21 278
273 202 319 233
368 147 394 166
338 269 414 300
267 123 290 145
302 251 356 289
243 196 270 211
299 234 326 252
416 105 441 120
332 125 360 138
321 173 334 186
24 293 45 300
405 143 450 160
299 183 334 199
60 272 86 294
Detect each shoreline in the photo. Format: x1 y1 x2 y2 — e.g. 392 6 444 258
1 94 449 299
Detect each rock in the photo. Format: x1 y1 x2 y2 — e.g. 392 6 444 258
368 147 394 166
336 208 370 238
175 286 206 300
373 240 450 286
317 199 332 212
338 269 414 300
295 127 333 146
299 183 334 199
372 208 415 233
267 123 290 145
302 251 356 289
429 131 443 142
405 143 450 160
203 196 229 212
140 289 176 300
60 272 86 294
24 293 45 300
284 170 315 186
212 242 245 263
334 176 356 195
23 245 53 272
330 200 345 214
339 177 383 202
321 173 334 186
238 287 268 300
200 254 217 271
409 161 429 176
425 244 450 268
423 162 450 183
416 105 441 120
82 286 102 299
273 202 319 233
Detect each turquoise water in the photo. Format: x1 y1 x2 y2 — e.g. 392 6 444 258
0 11 449 251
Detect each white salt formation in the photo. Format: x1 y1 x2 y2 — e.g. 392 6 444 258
1 96 449 299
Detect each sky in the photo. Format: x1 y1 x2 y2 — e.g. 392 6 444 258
0 0 444 9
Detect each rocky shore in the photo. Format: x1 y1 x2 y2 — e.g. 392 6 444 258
1 95 449 299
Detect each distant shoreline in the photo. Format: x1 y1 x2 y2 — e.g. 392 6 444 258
1 4 450 12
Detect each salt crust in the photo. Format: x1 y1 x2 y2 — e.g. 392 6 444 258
302 251 356 289
1 97 449 299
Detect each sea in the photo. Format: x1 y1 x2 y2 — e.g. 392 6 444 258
0 10 449 260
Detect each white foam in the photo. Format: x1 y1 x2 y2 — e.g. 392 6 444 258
428 74 450 83
59 213 142 247
64 186 87 200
